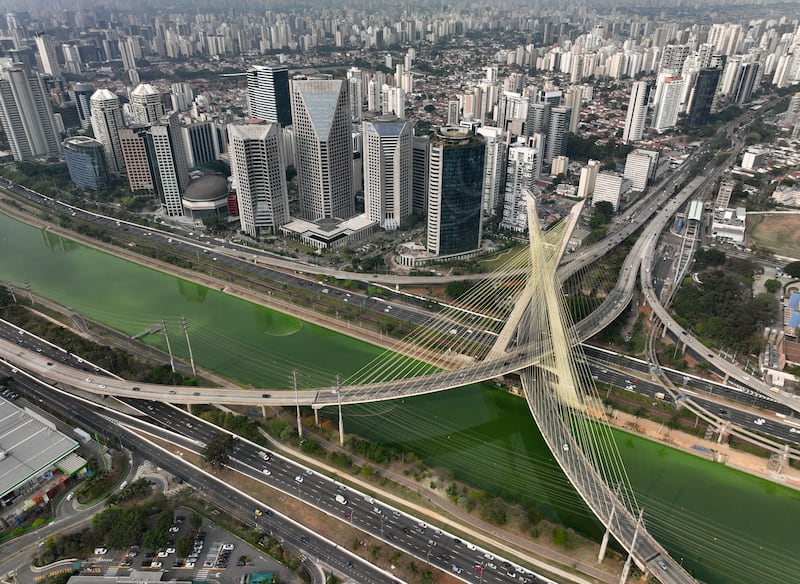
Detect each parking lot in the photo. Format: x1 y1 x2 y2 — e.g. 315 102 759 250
88 507 296 582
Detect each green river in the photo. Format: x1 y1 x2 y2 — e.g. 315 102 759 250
0 212 798 583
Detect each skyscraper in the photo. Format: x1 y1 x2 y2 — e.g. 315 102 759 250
688 68 722 127
651 75 684 132
247 64 292 126
362 117 413 229
501 142 540 232
0 61 60 160
476 126 505 216
622 81 650 143
545 106 570 164
72 82 94 130
290 78 353 220
119 125 153 192
130 83 165 125
63 136 109 190
426 127 485 257
141 113 190 217
412 135 429 216
90 88 126 174
34 34 60 77
229 123 290 237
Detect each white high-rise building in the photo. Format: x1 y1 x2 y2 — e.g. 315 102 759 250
501 142 540 232
130 83 165 125
577 159 602 198
476 126 505 216
90 88 126 174
651 75 684 132
34 34 60 77
62 44 81 75
362 118 413 230
622 81 650 143
0 61 60 161
229 123 290 237
624 149 658 190
592 172 630 211
247 64 292 126
290 78 353 220
346 67 363 124
142 113 190 217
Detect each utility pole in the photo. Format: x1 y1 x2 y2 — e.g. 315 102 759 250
24 280 33 304
292 370 303 439
181 315 197 377
161 319 176 373
7 283 16 303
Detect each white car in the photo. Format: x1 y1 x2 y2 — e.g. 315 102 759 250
262 468 271 476
165 547 175 554
150 561 163 569
185 561 196 568
294 475 303 483
94 547 108 555
157 551 168 558
221 543 235 551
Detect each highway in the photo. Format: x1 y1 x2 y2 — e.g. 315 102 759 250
1 360 565 584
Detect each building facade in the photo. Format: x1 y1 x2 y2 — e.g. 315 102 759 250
89 88 126 174
229 123 290 237
63 136 109 190
247 64 292 126
426 127 485 257
290 78 353 220
622 81 650 143
362 118 413 230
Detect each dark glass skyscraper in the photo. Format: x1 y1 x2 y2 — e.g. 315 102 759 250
426 127 485 257
688 68 722 127
247 64 292 126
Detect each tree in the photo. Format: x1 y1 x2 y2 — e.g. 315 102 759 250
445 280 475 299
784 261 800 278
423 104 436 113
764 279 782 294
202 432 236 469
593 201 614 223
190 511 203 531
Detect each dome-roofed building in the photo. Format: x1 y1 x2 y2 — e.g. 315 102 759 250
181 174 230 221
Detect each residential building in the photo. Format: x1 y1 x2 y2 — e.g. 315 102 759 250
501 141 540 232
426 127 485 257
362 117 413 229
89 88 125 174
290 78 353 220
476 126 505 216
34 34 59 77
0 61 60 160
624 149 659 191
577 159 601 198
247 64 292 126
72 82 93 130
592 172 631 210
119 125 153 192
142 113 190 217
651 75 684 132
62 136 109 190
545 106 570 164
228 122 290 237
622 81 650 143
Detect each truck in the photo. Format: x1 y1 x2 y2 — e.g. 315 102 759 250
73 427 92 442
654 392 666 400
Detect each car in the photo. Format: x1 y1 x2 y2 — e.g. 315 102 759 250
166 547 175 554
193 392 200 396
94 547 108 555
185 561 195 568
145 552 156 558
790 428 798 434
466 542 477 551
158 551 168 558
126 551 138 558
131 386 140 391
294 475 303 483
507 570 517 578
474 564 484 573
85 377 93 383
169 390 177 395
185 422 192 428
168 526 180 533
484 553 494 560
203 560 214 568
451 565 463 574
657 560 668 571
98 384 106 389
486 562 497 569
262 468 271 476
150 562 163 569
258 451 271 460
120 560 131 567
255 508 263 516
372 506 381 514
261 393 271 398
221 543 235 551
